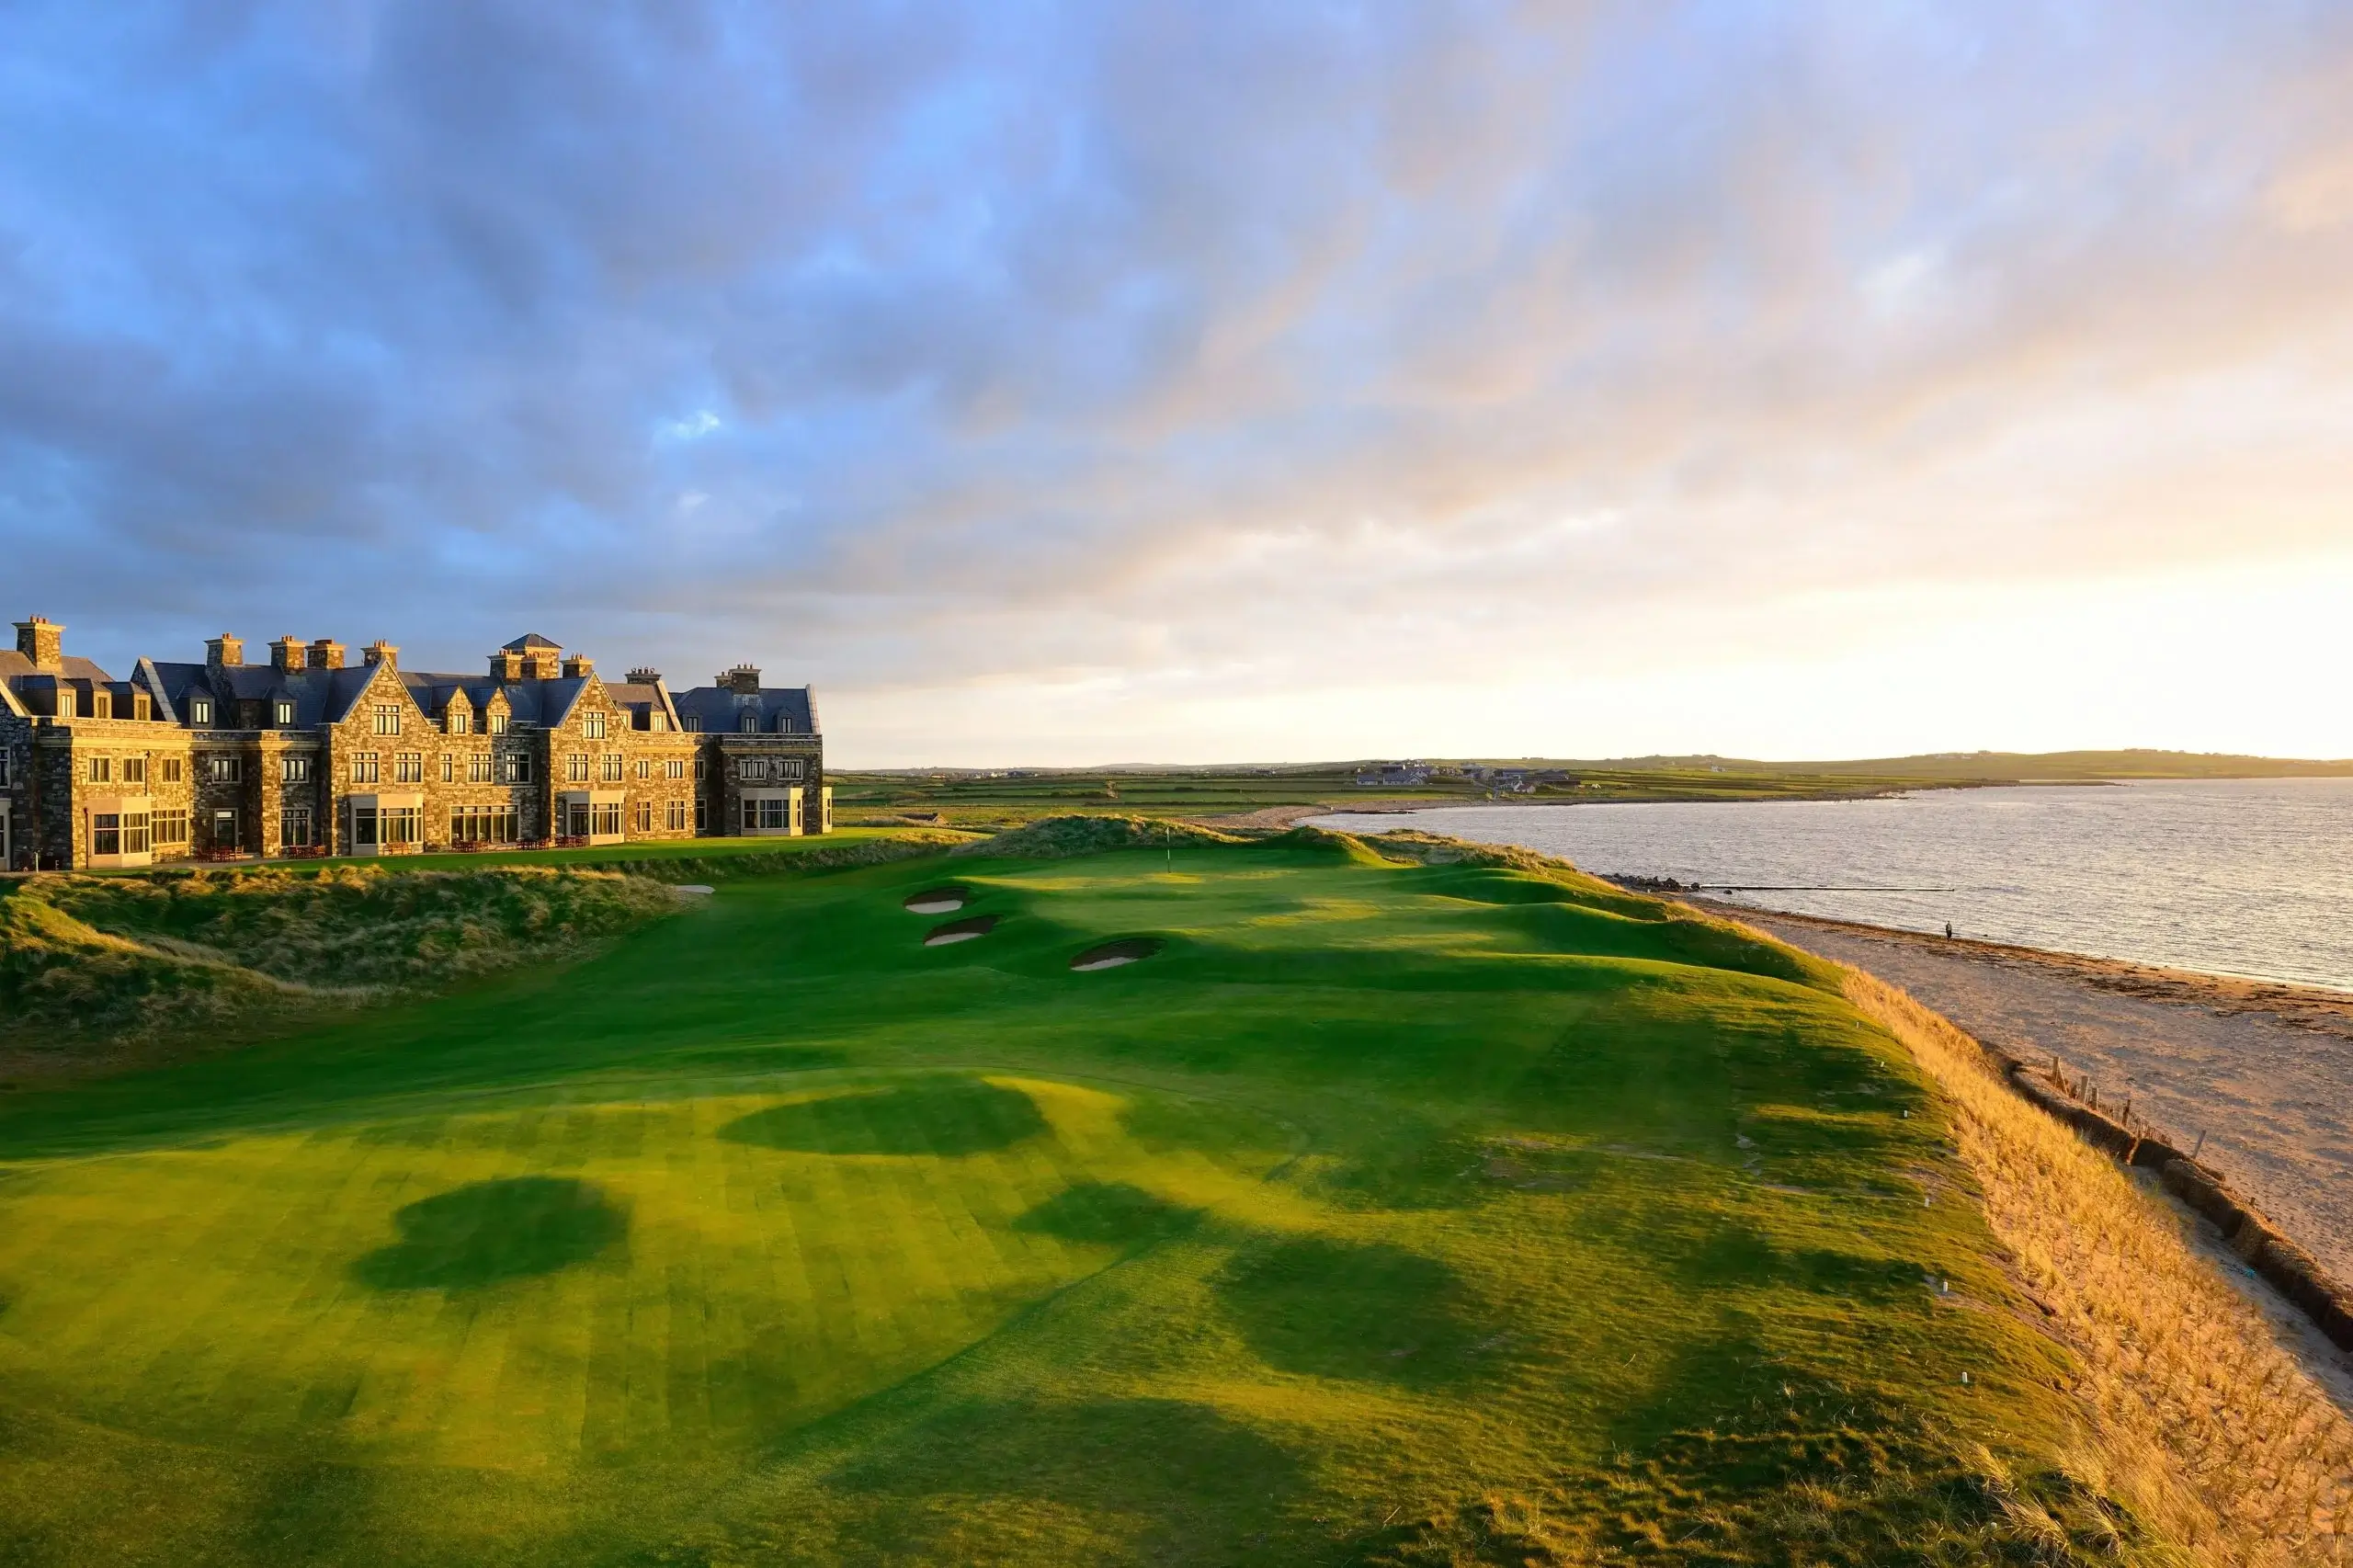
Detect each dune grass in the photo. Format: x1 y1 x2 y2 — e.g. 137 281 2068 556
0 830 2201 1564
1841 968 2353 1565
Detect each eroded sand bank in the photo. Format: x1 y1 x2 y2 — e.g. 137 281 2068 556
1722 903 2353 1290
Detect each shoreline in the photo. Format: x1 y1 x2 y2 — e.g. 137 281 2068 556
1677 896 2353 1039
1715 897 2353 1348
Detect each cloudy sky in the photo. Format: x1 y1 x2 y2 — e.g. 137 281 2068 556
6 2 2351 765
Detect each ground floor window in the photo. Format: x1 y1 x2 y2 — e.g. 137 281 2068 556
744 797 792 831
353 805 377 847
152 808 189 846
93 812 125 855
281 807 313 849
591 801 624 837
695 799 708 831
633 800 653 833
665 799 689 831
211 809 241 851
383 807 423 846
449 804 518 844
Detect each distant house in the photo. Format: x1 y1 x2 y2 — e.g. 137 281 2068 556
1 616 831 869
1353 761 1433 788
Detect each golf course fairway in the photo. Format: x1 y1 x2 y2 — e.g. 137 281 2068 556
0 830 2158 1564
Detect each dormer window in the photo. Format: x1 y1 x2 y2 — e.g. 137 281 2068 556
276 699 295 727
649 712 666 732
92 691 113 720
490 711 508 735
684 715 701 733
740 715 757 733
133 693 151 721
191 696 211 725
449 709 472 734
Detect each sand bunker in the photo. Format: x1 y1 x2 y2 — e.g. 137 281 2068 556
905 886 969 915
924 915 998 947
1071 938 1164 971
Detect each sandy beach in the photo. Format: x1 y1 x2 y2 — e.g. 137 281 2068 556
1720 903 2353 1291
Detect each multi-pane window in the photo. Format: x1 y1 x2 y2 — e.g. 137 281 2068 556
372 704 401 735
122 757 146 785
210 808 241 851
132 693 151 721
739 715 757 733
151 808 189 846
440 754 454 782
684 715 702 733
740 757 768 781
205 755 242 783
467 753 493 782
600 754 624 782
95 812 153 856
449 804 519 844
281 807 313 849
351 752 381 784
499 755 533 784
778 758 804 780
86 756 112 783
449 709 472 734
381 807 423 845
583 711 606 740
190 696 211 724
744 798 792 831
665 758 685 779
591 801 624 837
694 756 707 780
393 753 424 783
633 800 653 833
162 756 184 783
281 756 312 783
566 754 590 783
634 757 650 779
665 799 689 831
275 699 295 727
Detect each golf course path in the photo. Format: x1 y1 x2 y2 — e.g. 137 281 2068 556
1728 905 2353 1291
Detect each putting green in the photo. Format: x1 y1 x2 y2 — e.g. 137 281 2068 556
0 833 2131 1564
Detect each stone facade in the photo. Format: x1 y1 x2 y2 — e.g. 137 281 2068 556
0 619 829 870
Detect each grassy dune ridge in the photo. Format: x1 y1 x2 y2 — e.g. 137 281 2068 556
0 824 2265 1562
1839 967 2353 1564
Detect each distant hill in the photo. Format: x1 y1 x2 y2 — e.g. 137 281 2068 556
1539 750 2353 781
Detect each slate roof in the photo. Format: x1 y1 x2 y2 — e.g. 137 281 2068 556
502 632 562 651
671 684 819 735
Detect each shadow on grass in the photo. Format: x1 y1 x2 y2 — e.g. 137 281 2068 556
352 1176 627 1291
828 1393 1308 1535
720 1077 1046 1156
1677 1222 1922 1300
1214 1237 1490 1387
1013 1181 1199 1248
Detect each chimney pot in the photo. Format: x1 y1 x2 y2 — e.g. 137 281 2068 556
627 666 662 686
722 664 763 694
561 653 595 679
362 640 398 669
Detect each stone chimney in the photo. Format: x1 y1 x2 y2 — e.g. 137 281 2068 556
268 635 307 673
561 653 595 679
308 638 346 670
361 640 398 669
524 647 560 679
490 649 525 681
627 666 662 686
13 615 63 671
206 632 244 671
721 664 763 694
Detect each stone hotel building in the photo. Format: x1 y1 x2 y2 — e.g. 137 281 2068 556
0 617 829 870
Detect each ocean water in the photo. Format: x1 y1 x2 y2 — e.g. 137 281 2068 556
1313 778 2353 993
